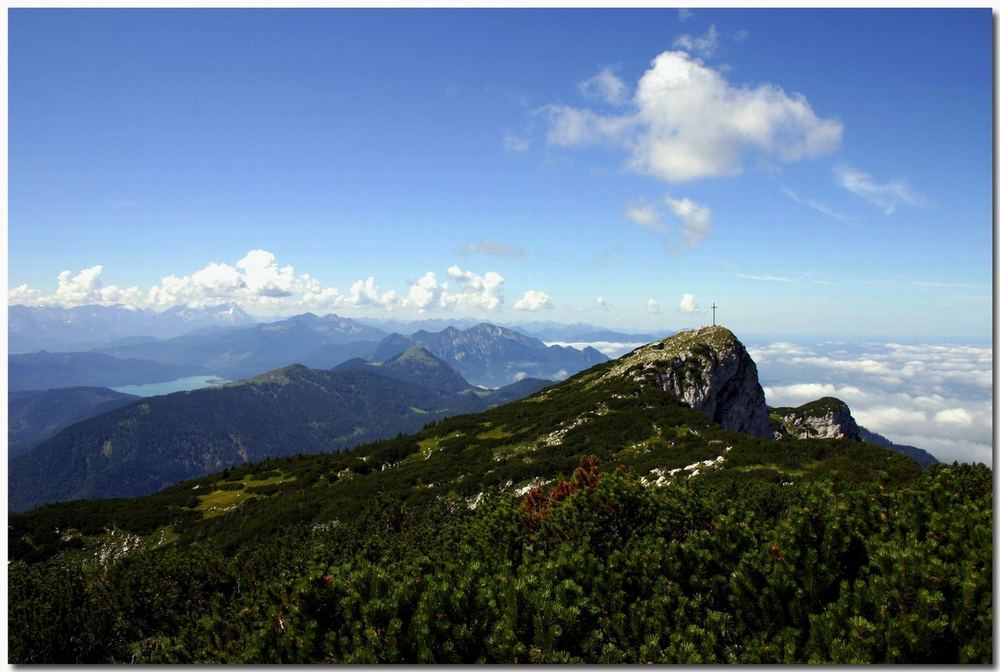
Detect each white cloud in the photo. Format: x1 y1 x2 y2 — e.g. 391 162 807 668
10 252 514 318
8 284 44 305
664 196 713 246
679 293 700 314
545 50 841 183
514 290 553 311
763 383 867 403
402 267 507 313
349 277 398 308
578 67 629 106
406 272 444 312
502 131 531 153
732 29 750 44
677 8 694 22
625 204 662 231
833 165 924 215
593 296 612 311
444 266 505 311
673 24 720 59
647 298 661 314
935 408 974 426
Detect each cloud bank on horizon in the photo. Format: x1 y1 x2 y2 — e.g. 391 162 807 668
8 249 548 317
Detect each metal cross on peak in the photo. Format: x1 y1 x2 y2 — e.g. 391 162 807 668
711 303 717 326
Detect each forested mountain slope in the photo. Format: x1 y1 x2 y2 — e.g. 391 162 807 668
9 327 989 663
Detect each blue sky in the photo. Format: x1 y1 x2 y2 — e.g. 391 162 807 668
8 9 993 339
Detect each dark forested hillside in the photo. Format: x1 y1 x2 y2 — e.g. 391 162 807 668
9 352 549 512
8 387 140 457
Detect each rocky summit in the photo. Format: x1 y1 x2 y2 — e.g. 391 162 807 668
770 397 862 441
593 325 771 439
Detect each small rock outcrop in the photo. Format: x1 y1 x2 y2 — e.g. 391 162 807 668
598 326 772 439
770 397 861 441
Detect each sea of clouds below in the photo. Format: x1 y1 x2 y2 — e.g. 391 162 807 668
748 341 992 466
552 338 992 466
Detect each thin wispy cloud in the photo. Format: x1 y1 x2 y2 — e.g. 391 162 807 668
834 165 925 215
908 280 983 289
673 24 720 59
502 131 531 153
578 66 629 106
780 186 856 224
456 240 525 258
737 273 795 283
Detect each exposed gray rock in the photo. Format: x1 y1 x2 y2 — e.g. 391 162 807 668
771 397 861 441
598 326 771 439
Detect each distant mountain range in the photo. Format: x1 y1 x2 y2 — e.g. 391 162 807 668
9 351 204 392
9 303 256 353
371 323 608 388
9 347 551 512
513 321 670 343
95 312 387 381
8 387 140 458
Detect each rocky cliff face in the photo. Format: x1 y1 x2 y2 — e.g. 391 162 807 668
596 326 772 439
770 397 861 441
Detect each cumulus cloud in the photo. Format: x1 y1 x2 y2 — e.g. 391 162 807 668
673 24 719 58
753 340 992 465
502 131 531 154
578 67 629 106
456 240 525 258
665 196 713 246
593 296 612 311
349 277 398 307
679 293 700 314
545 50 841 182
833 165 924 215
626 195 712 248
10 251 523 318
444 266 504 311
647 298 661 314
402 266 507 313
514 290 553 311
405 272 444 312
625 204 663 231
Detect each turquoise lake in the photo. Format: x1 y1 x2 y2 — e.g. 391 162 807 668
112 375 229 397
